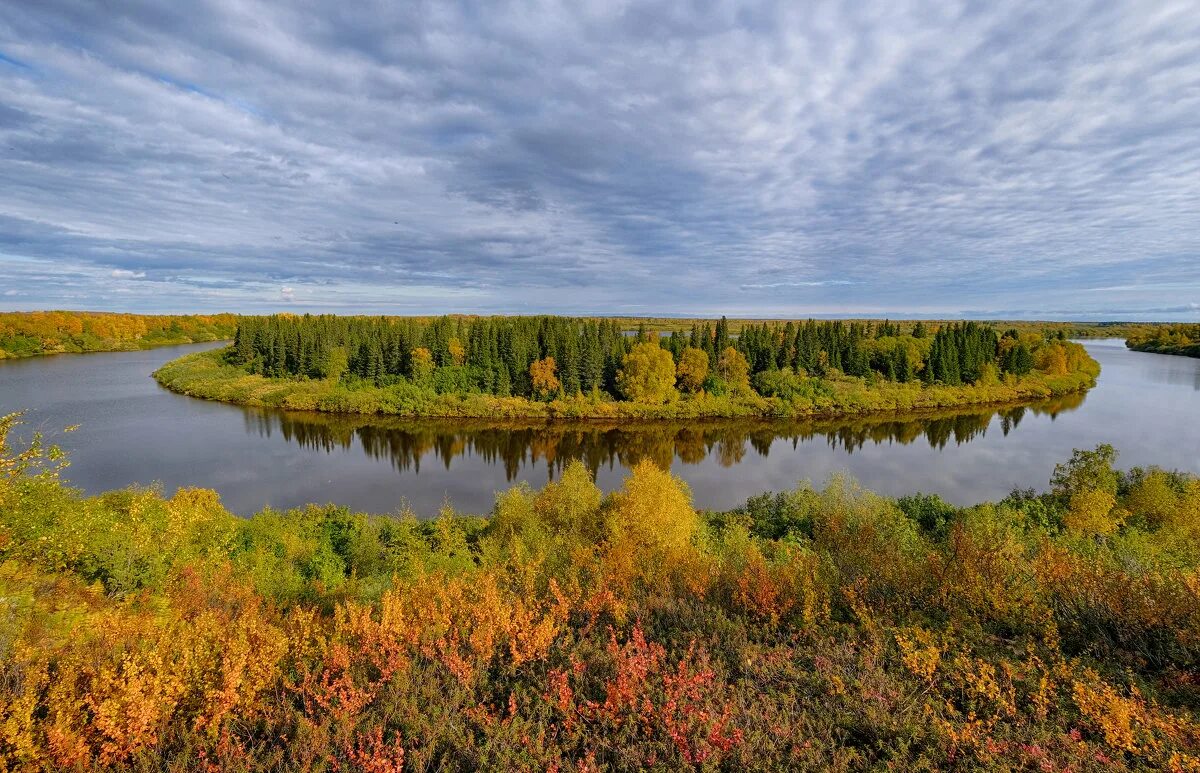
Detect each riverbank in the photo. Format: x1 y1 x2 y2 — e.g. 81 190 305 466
1125 324 1200 359
154 346 1100 421
1127 341 1200 359
0 311 236 359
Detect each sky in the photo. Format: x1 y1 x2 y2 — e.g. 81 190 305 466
1 1 1198 320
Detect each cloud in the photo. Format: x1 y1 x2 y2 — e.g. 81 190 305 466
0 2 1198 317
280 286 295 302
3 289 21 296
740 281 856 290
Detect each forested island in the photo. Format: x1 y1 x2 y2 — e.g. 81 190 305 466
0 311 238 358
3 412 1200 769
1126 323 1200 359
154 315 1100 420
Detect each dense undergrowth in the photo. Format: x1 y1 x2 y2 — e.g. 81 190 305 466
0 312 237 359
154 343 1098 421
2 412 1200 770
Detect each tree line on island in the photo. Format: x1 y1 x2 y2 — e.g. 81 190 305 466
227 314 1075 404
1126 323 1200 359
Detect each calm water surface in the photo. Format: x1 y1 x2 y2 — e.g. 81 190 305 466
1 339 1197 515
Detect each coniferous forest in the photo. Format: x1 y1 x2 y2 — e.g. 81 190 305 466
152 315 1099 419
228 315 1025 391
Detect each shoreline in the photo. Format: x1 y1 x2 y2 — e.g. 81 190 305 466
1127 342 1200 359
0 337 231 360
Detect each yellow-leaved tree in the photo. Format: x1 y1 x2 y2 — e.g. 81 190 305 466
716 347 751 394
1124 470 1180 528
447 337 466 366
530 356 561 399
1064 490 1123 537
616 343 678 404
1038 343 1070 376
605 459 699 587
535 460 604 539
675 346 709 393
410 347 435 385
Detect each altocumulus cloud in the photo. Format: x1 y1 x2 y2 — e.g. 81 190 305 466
0 0 1198 318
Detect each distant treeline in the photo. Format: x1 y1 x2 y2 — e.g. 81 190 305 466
228 314 1070 402
1126 323 1200 359
0 311 238 358
596 316 1160 339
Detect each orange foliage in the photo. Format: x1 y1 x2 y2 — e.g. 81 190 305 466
572 624 744 767
0 311 237 357
530 356 561 399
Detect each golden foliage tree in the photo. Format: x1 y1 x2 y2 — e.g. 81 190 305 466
675 346 709 393
716 347 751 394
535 460 604 538
1064 490 1122 536
410 347 435 384
616 343 678 404
1124 470 1180 528
530 356 561 399
1038 343 1070 376
607 459 699 565
447 337 466 366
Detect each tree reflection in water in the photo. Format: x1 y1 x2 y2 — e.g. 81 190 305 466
241 390 1087 483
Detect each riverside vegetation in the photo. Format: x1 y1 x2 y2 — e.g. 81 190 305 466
153 315 1100 420
2 412 1200 770
0 311 238 359
1127 324 1200 359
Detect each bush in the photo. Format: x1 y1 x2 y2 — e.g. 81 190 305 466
6 426 1199 770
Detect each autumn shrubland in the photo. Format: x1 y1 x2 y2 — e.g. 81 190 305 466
2 411 1200 771
0 311 238 358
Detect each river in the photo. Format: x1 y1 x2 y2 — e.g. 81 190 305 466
1 338 1197 515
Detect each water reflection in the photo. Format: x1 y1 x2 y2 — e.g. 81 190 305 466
242 390 1087 484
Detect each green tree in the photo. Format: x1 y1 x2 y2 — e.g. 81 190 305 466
1052 444 1119 500
716 347 751 394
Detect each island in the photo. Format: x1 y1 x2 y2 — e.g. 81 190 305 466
154 314 1101 420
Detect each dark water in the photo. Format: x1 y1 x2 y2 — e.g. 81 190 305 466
1 339 1197 515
